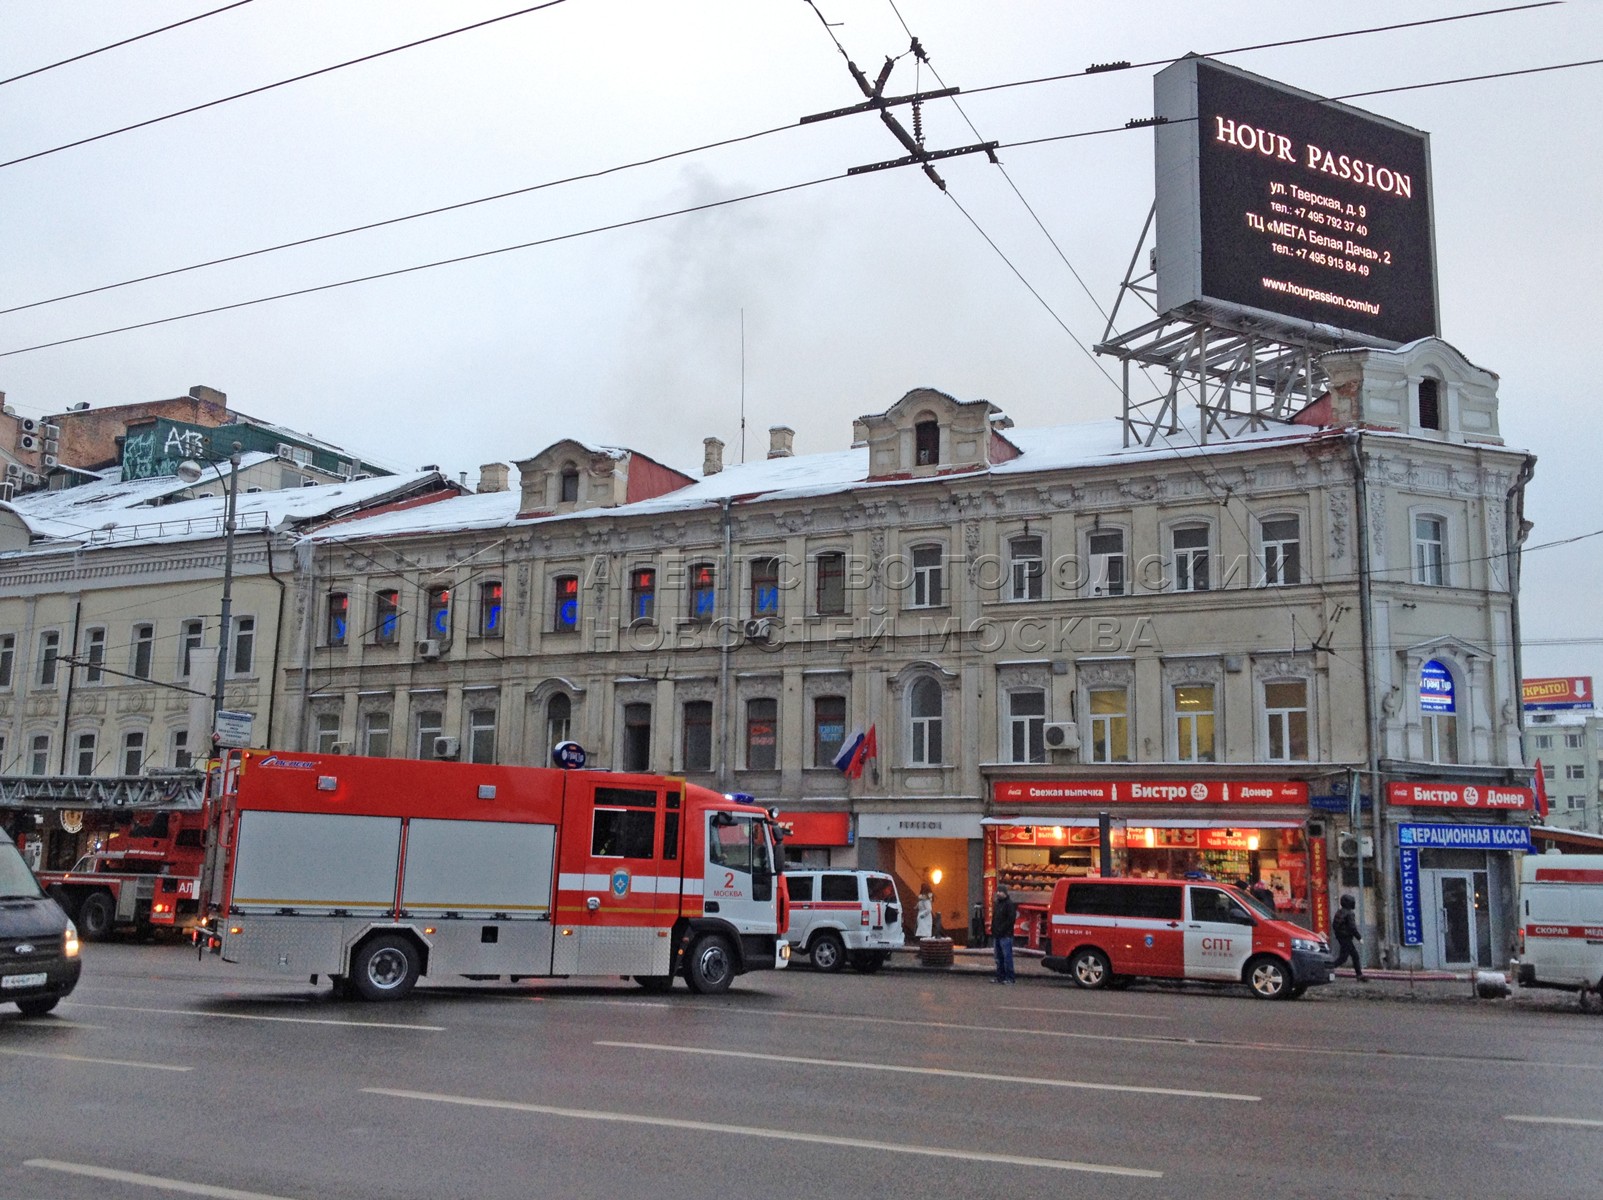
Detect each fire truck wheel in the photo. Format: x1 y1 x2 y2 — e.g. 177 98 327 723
633 975 675 992
1246 955 1292 1000
77 892 115 941
810 932 846 973
684 934 735 994
352 935 421 1001
1068 947 1111 989
16 997 60 1017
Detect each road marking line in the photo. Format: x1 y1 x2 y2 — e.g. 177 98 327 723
364 1087 1162 1178
0 1046 189 1072
65 1003 441 1031
1505 1115 1603 1128
26 1159 299 1199
1000 1005 1171 1021
594 1041 1257 1101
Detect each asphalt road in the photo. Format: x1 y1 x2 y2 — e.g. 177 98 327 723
2 944 1601 1200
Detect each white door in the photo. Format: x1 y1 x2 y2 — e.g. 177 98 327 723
1183 885 1256 981
704 812 777 937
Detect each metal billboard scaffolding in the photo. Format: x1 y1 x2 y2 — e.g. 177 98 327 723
1095 203 1348 450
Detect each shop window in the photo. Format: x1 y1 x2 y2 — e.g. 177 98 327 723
121 731 146 776
559 464 580 503
1264 680 1309 761
314 713 341 754
29 733 50 775
38 631 60 688
909 677 944 766
552 575 579 633
1089 688 1130 764
414 710 442 758
688 563 716 624
1006 688 1046 764
374 589 400 645
1008 536 1044 602
131 623 155 680
745 698 778 770
74 732 97 776
180 619 203 678
231 617 255 676
621 702 652 772
546 693 572 752
750 557 780 618
914 418 940 466
1171 525 1210 593
910 545 944 609
326 593 349 647
813 695 846 768
1413 516 1447 586
682 700 712 773
630 567 656 623
468 708 497 764
477 581 503 639
1260 515 1302 586
425 586 452 639
1087 529 1126 597
363 711 392 758
1173 684 1216 762
815 551 846 615
83 628 106 684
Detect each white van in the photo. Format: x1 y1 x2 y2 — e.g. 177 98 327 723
782 870 905 973
1515 853 1603 1003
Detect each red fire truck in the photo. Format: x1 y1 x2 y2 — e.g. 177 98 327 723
37 809 208 940
195 749 790 999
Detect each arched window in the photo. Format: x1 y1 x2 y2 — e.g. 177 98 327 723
1419 659 1459 763
1417 378 1441 430
546 693 572 751
914 418 940 467
909 677 944 766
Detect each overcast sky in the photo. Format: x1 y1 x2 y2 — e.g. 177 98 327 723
1 1 1598 687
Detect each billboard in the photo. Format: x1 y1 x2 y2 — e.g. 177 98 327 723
1522 676 1594 711
1155 56 1438 346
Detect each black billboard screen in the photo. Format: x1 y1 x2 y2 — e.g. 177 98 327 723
1173 59 1437 345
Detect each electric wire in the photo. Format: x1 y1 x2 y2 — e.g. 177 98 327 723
0 0 570 172
0 0 255 88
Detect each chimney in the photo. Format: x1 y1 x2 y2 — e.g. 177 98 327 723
767 426 794 459
476 462 509 493
188 385 227 405
703 437 724 476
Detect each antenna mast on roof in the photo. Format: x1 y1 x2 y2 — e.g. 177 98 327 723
739 309 746 465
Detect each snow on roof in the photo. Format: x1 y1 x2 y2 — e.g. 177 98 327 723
305 415 1335 545
1 459 445 555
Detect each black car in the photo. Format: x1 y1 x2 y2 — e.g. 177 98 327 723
1 841 82 1017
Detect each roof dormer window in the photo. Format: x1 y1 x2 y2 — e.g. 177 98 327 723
914 418 940 467
559 464 580 503
1417 378 1441 431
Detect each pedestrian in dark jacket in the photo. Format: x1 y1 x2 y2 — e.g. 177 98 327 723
991 887 1018 984
1329 894 1366 981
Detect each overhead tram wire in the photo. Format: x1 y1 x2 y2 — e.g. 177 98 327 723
6 50 1601 360
0 0 570 172
1 10 1565 320
0 0 256 88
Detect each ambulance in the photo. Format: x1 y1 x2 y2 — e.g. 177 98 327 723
1514 853 1603 1004
1041 877 1332 1000
196 748 789 999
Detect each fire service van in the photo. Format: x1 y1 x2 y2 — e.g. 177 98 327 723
1515 853 1603 1005
781 869 905 972
196 749 789 999
1041 877 1332 1000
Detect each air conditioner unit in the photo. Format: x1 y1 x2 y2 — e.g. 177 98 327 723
0 481 13 502
18 435 38 451
329 741 352 755
1043 721 1081 751
742 617 777 642
43 439 59 454
433 736 460 759
19 417 38 434
276 443 295 461
41 454 58 469
43 424 60 439
417 639 441 660
1337 833 1374 859
4 463 19 479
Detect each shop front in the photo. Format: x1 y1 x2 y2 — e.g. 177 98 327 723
773 811 854 870
1388 781 1533 971
987 779 1324 945
855 813 983 944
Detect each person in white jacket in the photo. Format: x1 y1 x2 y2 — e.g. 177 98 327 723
915 888 934 940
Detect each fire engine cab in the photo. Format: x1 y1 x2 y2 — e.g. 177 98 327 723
196 749 789 999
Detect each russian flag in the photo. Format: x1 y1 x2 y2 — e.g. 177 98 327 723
833 725 877 779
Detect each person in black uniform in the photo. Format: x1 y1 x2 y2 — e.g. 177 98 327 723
1329 894 1366 981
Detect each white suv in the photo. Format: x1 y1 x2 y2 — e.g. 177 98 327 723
783 870 905 973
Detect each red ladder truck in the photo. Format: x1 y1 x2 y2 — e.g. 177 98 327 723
195 749 790 999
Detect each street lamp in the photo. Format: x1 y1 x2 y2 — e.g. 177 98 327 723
176 441 242 744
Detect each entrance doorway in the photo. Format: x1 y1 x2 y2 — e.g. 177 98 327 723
1422 868 1492 968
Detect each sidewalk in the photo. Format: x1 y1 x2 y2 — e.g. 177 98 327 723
883 943 1586 1011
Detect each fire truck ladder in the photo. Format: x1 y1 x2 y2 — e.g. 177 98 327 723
0 772 205 811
